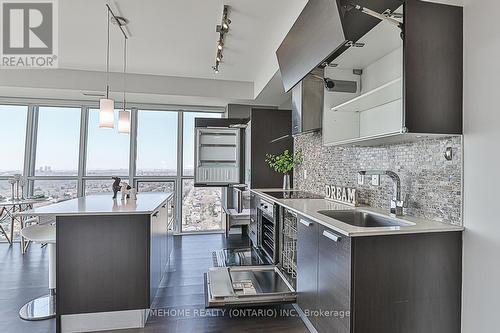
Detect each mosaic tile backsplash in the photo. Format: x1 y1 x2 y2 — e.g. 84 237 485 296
293 133 463 225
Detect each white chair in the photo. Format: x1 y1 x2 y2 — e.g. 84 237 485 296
19 223 56 321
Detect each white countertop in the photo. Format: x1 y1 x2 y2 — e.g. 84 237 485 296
251 189 464 237
20 192 173 217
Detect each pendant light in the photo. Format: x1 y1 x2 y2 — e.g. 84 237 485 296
118 37 130 134
99 8 115 128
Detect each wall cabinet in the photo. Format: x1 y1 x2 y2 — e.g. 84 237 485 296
323 0 463 146
296 216 462 333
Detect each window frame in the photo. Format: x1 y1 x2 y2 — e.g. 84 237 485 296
0 98 224 239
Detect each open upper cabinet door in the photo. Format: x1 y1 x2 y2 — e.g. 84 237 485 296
277 0 345 92
277 0 403 93
194 118 248 187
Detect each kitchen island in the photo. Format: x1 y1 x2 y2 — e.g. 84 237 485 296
22 192 175 333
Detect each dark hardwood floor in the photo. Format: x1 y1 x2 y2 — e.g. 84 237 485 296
0 234 308 333
0 241 55 333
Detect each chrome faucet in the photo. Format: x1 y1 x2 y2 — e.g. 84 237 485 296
358 170 407 217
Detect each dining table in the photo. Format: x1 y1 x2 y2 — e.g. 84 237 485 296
0 197 50 253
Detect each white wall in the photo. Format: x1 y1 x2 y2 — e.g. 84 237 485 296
462 0 500 331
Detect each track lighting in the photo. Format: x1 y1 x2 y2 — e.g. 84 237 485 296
212 5 230 73
222 18 231 31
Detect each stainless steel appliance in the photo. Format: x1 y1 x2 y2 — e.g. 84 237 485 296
212 247 270 267
257 198 278 264
205 203 299 308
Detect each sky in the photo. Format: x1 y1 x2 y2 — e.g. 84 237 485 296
0 105 220 174
0 105 27 172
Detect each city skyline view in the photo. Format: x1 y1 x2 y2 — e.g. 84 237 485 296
0 105 223 239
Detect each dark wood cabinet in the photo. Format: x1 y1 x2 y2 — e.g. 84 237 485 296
404 0 463 135
248 108 293 189
317 225 351 333
295 220 462 333
297 217 319 325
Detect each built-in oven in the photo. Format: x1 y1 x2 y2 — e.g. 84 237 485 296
256 198 279 264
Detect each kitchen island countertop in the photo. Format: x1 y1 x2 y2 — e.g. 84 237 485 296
20 192 173 217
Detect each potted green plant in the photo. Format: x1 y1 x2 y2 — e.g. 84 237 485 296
265 150 302 190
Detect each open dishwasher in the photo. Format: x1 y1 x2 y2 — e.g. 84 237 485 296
205 207 298 307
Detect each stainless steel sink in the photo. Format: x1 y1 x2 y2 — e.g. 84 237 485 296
317 210 415 228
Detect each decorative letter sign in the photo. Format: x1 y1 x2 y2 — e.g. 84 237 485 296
325 185 357 206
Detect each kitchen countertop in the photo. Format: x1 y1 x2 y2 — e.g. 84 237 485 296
251 188 464 237
19 192 173 217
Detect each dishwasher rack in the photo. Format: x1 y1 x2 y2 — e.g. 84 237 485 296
280 208 297 287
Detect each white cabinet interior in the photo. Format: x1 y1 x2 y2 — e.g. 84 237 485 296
323 5 404 146
194 127 241 185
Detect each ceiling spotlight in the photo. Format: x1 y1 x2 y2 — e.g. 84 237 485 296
222 18 231 31
110 16 129 27
212 5 230 73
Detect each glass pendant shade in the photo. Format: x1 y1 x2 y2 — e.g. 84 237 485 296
99 98 115 128
118 109 130 134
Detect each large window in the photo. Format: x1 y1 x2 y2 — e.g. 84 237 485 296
182 112 221 176
0 101 225 239
182 179 222 232
137 181 175 193
33 179 78 202
86 109 130 176
181 112 223 232
35 107 81 176
136 110 177 176
0 105 27 176
85 179 114 195
0 180 13 198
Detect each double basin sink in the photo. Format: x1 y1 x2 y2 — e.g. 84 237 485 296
317 210 415 228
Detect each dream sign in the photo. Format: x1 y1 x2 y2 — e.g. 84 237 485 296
325 185 357 206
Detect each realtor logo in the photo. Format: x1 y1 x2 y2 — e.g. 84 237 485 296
1 0 58 67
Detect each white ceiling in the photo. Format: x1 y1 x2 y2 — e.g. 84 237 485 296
59 0 307 83
0 0 307 106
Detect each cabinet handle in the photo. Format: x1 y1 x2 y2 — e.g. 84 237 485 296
323 230 341 242
299 219 312 227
